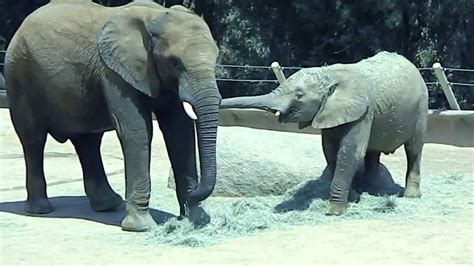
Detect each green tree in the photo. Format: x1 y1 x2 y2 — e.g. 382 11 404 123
0 0 472 108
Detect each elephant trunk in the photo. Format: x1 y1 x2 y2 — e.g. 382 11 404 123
220 90 292 116
187 83 221 205
220 92 278 111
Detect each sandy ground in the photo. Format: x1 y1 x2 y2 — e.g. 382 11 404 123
1 108 473 265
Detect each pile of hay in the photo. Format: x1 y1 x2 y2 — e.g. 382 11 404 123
147 173 466 247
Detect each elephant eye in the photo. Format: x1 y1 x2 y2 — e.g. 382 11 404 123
295 89 305 99
170 57 183 70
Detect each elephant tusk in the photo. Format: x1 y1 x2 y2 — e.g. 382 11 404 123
275 111 281 117
183 102 198 120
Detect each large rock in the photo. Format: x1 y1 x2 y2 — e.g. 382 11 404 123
168 126 402 197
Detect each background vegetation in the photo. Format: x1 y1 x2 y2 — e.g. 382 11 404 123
0 0 472 109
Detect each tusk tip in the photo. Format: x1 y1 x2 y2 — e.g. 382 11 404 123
183 102 198 120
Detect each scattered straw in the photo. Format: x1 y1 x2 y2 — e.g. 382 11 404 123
144 174 470 247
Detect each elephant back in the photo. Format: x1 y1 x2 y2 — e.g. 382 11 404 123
357 52 427 119
358 52 428 151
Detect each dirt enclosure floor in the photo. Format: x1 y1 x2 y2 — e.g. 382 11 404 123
0 109 473 265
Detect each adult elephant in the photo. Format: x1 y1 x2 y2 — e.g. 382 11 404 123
4 0 221 231
221 52 428 215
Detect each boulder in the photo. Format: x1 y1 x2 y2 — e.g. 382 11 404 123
168 126 402 197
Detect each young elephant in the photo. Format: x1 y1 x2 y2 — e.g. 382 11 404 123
221 52 428 215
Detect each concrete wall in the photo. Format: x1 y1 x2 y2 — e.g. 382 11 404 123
219 109 474 147
0 90 472 147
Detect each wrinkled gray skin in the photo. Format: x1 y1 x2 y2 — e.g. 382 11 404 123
5 1 221 231
221 52 428 215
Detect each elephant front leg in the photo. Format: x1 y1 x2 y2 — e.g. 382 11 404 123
326 120 371 216
155 102 199 218
119 135 156 232
322 131 361 202
321 131 338 181
103 81 156 232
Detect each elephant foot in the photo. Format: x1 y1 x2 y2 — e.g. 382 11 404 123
188 204 211 228
25 198 53 214
88 189 123 212
403 184 422 198
178 203 210 228
121 204 157 232
325 202 347 216
348 189 361 203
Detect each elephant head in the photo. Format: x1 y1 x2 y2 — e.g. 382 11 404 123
220 65 369 129
97 5 221 204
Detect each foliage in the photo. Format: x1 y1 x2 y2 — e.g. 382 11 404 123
0 0 472 108
204 0 474 108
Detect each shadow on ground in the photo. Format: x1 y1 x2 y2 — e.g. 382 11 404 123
275 164 404 213
0 196 175 227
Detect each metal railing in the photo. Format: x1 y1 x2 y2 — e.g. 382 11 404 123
1 49 473 110
215 62 473 111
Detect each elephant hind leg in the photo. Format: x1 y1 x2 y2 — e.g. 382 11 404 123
403 115 426 198
403 137 423 198
361 151 403 196
70 133 123 212
22 132 52 214
9 107 52 214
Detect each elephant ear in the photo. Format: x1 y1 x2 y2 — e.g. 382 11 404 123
97 8 160 98
311 75 369 129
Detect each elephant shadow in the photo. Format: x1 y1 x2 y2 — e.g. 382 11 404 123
274 163 404 213
0 196 175 227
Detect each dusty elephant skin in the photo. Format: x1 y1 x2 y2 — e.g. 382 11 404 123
4 1 221 231
221 52 428 215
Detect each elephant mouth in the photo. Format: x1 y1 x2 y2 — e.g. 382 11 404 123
183 101 198 120
272 107 303 124
270 108 289 123
265 100 291 122
277 110 291 123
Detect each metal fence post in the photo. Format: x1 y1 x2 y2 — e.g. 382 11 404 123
271 62 286 84
432 62 461 110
